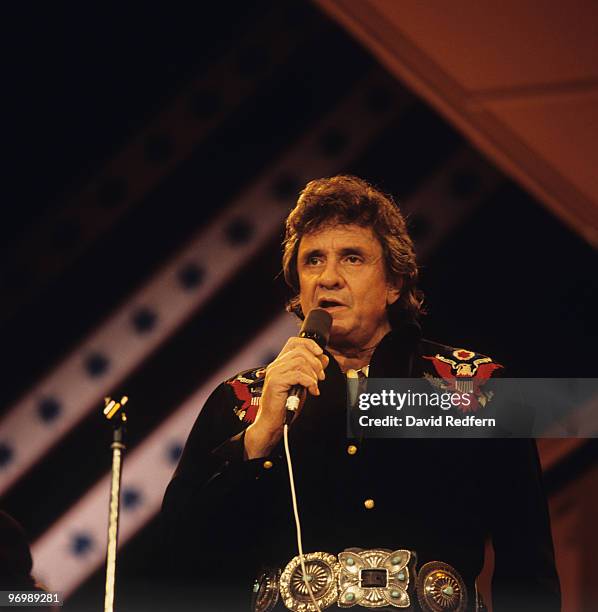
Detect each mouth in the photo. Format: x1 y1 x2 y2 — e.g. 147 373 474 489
317 298 347 311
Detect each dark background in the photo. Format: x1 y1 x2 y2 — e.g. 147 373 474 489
1 2 596 609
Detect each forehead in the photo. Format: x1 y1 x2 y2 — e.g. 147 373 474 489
297 224 382 255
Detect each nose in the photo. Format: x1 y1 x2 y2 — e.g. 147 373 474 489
317 258 344 289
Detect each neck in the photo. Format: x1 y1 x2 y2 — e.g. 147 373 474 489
328 325 391 373
328 345 376 373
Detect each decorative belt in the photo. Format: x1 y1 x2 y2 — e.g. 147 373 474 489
252 548 483 612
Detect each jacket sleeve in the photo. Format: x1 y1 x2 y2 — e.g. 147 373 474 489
158 381 284 590
488 437 561 611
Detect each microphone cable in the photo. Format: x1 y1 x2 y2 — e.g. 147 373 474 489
280 308 331 611
283 422 322 612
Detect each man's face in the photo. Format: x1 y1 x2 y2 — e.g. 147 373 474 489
297 224 400 350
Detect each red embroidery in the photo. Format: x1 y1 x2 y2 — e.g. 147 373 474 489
472 361 502 381
423 354 503 413
227 379 259 424
425 356 454 381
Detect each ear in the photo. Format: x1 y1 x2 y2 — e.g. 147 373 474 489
386 277 403 306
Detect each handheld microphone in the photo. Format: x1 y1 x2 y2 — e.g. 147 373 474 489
285 308 332 424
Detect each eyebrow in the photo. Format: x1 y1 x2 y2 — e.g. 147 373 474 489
300 246 367 260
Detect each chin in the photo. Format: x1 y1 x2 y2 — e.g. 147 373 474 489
328 326 353 348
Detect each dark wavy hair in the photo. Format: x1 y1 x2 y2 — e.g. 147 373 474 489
282 175 424 324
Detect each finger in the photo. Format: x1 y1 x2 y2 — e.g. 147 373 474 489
294 372 319 396
281 357 323 384
286 337 324 356
303 338 324 356
283 348 326 379
266 363 318 394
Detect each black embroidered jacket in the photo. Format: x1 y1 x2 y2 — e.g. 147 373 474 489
159 327 560 611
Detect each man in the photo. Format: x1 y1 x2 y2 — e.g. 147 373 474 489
160 176 560 611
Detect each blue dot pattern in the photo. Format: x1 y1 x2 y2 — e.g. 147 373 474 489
38 397 62 423
122 487 142 510
0 442 14 468
132 308 157 333
85 353 109 377
224 218 254 246
178 263 205 290
71 533 94 557
168 443 183 464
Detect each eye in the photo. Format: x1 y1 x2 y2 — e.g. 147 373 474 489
343 254 363 264
306 255 324 266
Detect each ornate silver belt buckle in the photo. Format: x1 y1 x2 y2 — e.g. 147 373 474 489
337 548 411 608
279 548 412 610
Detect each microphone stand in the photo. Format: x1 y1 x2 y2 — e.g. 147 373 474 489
103 396 129 612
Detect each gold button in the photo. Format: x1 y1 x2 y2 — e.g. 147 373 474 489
347 444 358 456
263 460 273 470
364 498 375 510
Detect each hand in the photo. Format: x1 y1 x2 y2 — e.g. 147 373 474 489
244 337 329 459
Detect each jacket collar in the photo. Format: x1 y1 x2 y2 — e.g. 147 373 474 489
369 321 422 378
